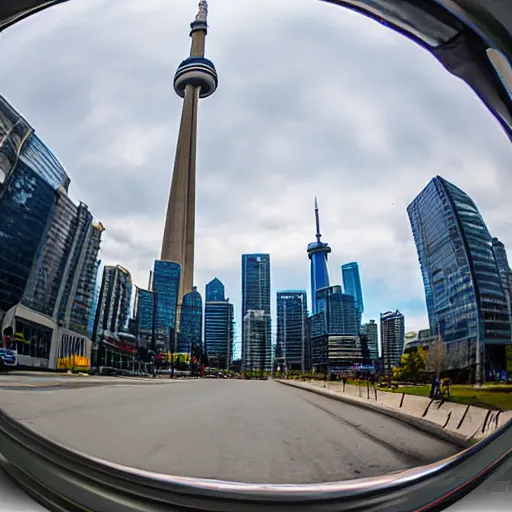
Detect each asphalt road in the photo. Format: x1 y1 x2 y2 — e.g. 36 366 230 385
0 379 461 483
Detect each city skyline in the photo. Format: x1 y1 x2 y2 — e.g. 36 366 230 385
1 0 511 346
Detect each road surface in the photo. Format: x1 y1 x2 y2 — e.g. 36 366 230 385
0 378 461 483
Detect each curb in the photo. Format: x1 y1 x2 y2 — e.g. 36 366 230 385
277 380 472 450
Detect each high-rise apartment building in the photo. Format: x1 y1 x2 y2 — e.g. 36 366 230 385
360 319 379 362
380 310 405 375
205 277 225 302
152 260 181 351
93 265 133 341
243 310 272 372
241 253 271 365
276 290 307 371
205 298 234 369
177 287 203 354
408 176 511 375
307 198 331 314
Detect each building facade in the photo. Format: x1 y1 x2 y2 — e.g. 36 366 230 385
177 287 203 354
205 299 234 369
243 310 272 372
380 310 405 376
93 265 133 341
342 261 364 332
307 198 331 314
241 253 271 365
276 290 307 371
205 277 225 302
408 176 511 375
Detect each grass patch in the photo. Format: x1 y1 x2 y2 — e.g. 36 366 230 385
382 384 512 410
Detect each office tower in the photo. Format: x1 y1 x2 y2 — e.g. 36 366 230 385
380 310 405 375
134 287 157 350
0 160 55 317
342 262 364 313
316 285 357 335
152 260 181 351
177 287 203 354
307 198 331 314
491 237 512 329
342 261 364 331
241 253 271 364
360 319 379 362
276 290 307 371
0 95 72 319
205 299 234 369
93 265 133 341
205 277 225 302
408 176 511 375
243 310 272 372
160 1 218 322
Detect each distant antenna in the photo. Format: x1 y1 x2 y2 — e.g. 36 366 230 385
314 197 322 242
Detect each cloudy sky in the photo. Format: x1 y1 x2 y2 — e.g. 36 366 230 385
1 0 511 352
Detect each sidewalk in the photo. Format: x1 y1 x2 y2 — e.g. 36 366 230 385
278 380 512 445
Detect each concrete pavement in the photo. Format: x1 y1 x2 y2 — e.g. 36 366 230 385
0 379 460 484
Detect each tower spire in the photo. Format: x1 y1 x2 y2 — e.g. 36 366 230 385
195 0 208 23
314 197 322 242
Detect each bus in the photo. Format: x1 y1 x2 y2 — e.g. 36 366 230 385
1 303 92 372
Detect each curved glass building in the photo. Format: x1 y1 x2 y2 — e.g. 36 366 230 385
408 176 511 375
307 198 331 314
177 287 203 354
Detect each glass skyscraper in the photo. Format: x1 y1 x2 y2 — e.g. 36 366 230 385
276 290 307 371
342 262 364 331
0 94 102 335
408 176 511 373
241 253 271 367
205 277 225 302
152 260 181 351
0 160 55 317
307 198 330 314
205 297 234 369
177 287 203 354
316 285 358 335
135 287 156 349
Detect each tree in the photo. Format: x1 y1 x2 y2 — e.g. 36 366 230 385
424 336 446 377
393 348 426 382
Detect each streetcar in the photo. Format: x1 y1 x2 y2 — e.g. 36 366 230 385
1 303 92 372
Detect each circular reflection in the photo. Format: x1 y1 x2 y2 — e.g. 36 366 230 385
0 0 511 488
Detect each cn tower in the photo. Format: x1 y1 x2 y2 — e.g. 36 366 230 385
160 1 218 313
